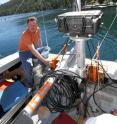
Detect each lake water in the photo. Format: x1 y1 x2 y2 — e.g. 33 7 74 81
0 7 117 60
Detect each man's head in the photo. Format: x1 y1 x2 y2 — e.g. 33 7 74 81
27 16 38 32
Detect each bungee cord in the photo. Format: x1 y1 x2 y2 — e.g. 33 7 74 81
40 0 50 51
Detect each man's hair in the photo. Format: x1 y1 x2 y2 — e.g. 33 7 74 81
27 16 37 23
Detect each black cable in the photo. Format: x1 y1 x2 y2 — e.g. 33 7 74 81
39 69 84 112
92 84 106 113
85 81 116 112
56 69 83 79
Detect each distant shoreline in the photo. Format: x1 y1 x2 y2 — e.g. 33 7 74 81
82 3 117 10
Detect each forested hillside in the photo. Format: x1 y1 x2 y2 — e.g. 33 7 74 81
0 0 72 16
0 0 116 16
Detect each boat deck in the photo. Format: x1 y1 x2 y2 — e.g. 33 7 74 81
1 52 117 124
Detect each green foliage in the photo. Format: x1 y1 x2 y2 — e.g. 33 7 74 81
0 0 72 16
98 0 105 4
112 0 117 2
0 0 116 16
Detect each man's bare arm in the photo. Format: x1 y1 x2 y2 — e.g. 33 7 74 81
28 43 49 65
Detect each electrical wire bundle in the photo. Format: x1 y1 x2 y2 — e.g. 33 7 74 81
83 66 117 117
39 69 83 112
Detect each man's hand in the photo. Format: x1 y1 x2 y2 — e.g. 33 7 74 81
43 59 50 65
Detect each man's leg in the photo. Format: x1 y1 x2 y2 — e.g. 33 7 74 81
22 60 33 87
19 52 34 88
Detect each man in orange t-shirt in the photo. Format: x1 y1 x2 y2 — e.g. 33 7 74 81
19 16 49 88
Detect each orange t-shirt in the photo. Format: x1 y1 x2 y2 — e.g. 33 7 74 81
19 27 41 51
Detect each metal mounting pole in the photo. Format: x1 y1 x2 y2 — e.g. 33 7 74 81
70 36 88 80
76 0 81 11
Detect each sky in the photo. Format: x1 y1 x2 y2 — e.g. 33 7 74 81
0 0 10 4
